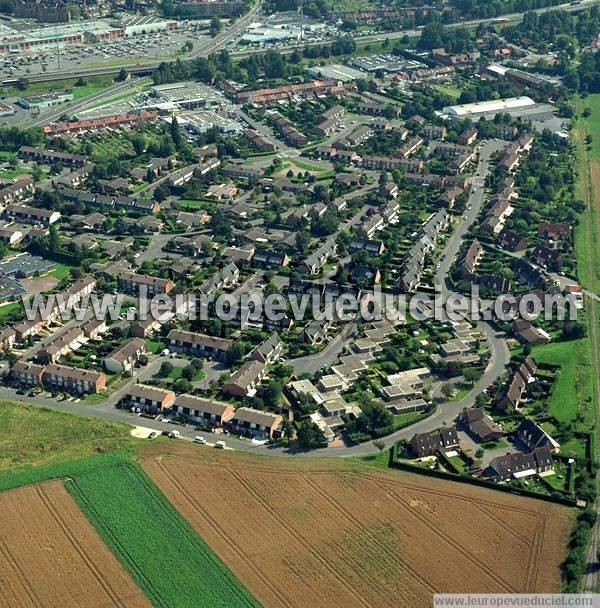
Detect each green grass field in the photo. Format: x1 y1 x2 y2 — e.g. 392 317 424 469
0 300 23 322
582 95 600 161
0 400 137 472
71 84 106 100
532 340 592 424
45 262 73 282
573 95 600 446
392 409 431 430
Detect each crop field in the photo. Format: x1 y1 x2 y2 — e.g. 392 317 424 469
0 480 151 608
66 459 259 608
142 444 571 608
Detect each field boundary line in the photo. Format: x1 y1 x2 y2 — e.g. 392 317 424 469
474 503 533 551
65 472 169 608
523 516 546 592
127 463 259 607
150 460 285 608
35 484 125 608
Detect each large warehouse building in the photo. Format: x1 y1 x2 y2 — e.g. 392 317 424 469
441 96 536 118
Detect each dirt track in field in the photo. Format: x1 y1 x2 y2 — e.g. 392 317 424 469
0 481 151 608
142 444 571 608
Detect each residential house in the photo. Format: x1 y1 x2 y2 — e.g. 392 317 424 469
494 356 537 412
410 426 459 457
227 406 282 439
487 447 554 481
512 319 550 346
222 360 268 397
498 228 527 252
4 204 60 225
103 338 148 374
517 418 560 453
459 407 504 442
251 333 283 364
11 361 45 386
42 364 106 395
172 393 235 427
167 329 232 361
122 383 175 413
118 272 175 297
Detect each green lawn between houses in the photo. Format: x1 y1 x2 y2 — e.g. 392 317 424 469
0 401 259 608
531 340 592 424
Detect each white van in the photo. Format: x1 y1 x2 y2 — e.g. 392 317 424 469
168 429 180 439
214 440 227 449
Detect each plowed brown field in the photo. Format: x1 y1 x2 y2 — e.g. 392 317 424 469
143 444 571 608
0 481 151 608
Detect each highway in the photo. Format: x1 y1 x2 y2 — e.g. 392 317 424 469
14 0 600 85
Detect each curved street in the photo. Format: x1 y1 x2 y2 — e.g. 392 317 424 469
1 140 513 457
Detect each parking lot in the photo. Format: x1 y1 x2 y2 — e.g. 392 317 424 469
0 25 209 80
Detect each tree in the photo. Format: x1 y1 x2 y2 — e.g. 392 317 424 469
562 321 586 341
462 367 480 386
261 380 282 408
132 135 145 156
209 15 221 37
172 378 192 393
158 361 173 377
441 383 455 399
170 115 183 150
226 342 244 365
373 440 385 451
116 68 129 82
296 420 327 449
153 182 170 203
47 224 60 253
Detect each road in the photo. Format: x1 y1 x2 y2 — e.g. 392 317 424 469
1 141 514 457
11 78 145 128
290 321 358 376
14 0 599 84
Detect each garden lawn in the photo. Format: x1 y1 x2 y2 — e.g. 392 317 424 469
168 365 206 382
532 340 591 424
392 409 431 430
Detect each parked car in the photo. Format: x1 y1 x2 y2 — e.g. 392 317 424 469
148 431 158 439
215 440 227 449
168 429 180 439
194 436 207 444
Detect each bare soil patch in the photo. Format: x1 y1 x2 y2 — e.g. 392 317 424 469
0 480 151 608
142 444 571 608
21 275 59 296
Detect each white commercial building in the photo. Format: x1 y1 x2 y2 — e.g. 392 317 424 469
441 96 536 118
150 81 228 109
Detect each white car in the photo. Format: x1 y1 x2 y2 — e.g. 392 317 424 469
194 436 207 444
215 440 227 449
